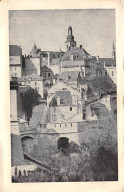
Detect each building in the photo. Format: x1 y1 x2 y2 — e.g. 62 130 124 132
41 66 54 85
9 45 23 80
99 57 116 83
96 43 116 83
59 70 84 89
14 73 44 98
24 43 64 77
47 81 84 123
24 44 41 76
45 81 86 145
60 26 99 80
10 81 37 175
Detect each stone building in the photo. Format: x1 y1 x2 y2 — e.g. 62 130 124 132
99 57 116 83
60 26 99 80
10 81 36 177
23 43 64 77
47 81 84 123
59 70 84 89
96 43 116 83
9 45 23 80
41 66 54 85
15 73 44 98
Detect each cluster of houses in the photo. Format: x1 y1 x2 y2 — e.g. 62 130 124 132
10 26 117 177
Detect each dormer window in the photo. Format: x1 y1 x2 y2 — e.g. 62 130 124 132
60 99 65 105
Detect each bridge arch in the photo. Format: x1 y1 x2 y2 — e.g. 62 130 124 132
57 137 69 150
21 135 35 140
21 135 35 153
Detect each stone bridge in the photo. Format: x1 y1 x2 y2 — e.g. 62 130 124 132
20 128 37 139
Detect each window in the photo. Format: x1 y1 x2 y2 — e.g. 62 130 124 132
15 67 16 71
44 73 46 77
35 82 37 86
105 72 107 76
60 99 65 105
48 73 51 77
112 71 114 76
70 107 72 111
83 110 86 120
52 115 56 121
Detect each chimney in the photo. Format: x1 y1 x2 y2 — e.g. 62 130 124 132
96 55 99 63
70 54 73 61
104 61 106 68
57 96 60 106
80 45 82 49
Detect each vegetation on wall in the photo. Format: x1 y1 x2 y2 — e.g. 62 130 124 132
13 116 118 182
21 88 39 122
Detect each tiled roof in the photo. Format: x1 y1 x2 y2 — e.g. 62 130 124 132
99 58 116 66
60 71 81 81
50 90 72 106
9 45 22 56
54 74 59 79
29 44 39 57
17 73 42 81
61 47 92 61
41 66 53 72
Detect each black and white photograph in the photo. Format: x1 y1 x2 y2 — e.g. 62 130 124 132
9 9 118 182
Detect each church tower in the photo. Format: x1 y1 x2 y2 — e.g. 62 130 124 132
65 26 76 51
112 42 116 60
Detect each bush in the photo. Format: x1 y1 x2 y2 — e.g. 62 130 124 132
88 76 116 96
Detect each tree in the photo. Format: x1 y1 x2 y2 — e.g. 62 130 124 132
88 76 116 96
21 88 39 122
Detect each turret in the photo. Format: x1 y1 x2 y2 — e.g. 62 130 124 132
65 26 76 51
68 26 72 36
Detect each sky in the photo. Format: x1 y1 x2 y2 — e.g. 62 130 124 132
9 9 116 58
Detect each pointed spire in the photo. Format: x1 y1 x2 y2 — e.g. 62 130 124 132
29 43 38 57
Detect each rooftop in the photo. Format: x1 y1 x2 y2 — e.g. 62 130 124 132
9 45 22 56
50 90 73 107
99 58 116 67
29 44 39 57
61 47 92 61
41 66 53 72
17 73 42 81
59 71 82 82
